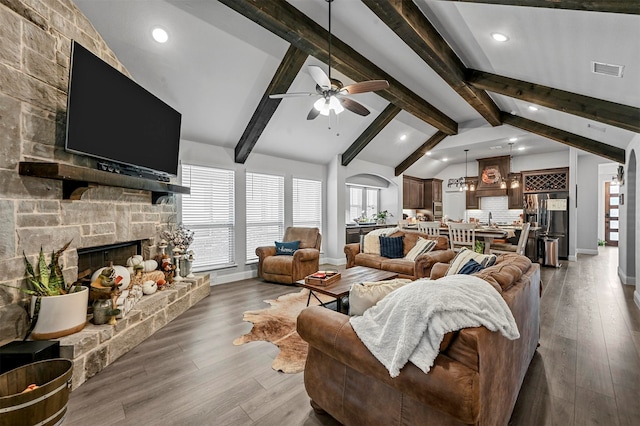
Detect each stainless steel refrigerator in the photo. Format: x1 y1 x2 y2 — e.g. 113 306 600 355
523 192 569 259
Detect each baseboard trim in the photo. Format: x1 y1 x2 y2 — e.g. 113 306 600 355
211 269 257 285
575 249 598 256
618 266 636 286
635 291 640 310
321 256 346 266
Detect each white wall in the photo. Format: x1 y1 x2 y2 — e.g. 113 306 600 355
618 135 639 308
576 154 604 255
179 140 326 284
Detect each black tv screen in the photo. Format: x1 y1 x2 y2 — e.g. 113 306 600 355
65 41 181 176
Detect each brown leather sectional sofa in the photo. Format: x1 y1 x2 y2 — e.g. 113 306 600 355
344 230 456 279
297 253 540 425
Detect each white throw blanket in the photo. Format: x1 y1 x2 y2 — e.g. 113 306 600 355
349 275 520 378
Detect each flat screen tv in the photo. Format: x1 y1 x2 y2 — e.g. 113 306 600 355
65 41 182 177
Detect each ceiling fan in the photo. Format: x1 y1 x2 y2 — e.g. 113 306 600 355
269 0 389 121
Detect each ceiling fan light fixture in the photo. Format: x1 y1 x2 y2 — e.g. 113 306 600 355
329 95 344 114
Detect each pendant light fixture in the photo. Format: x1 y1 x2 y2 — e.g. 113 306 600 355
509 143 519 189
460 149 470 192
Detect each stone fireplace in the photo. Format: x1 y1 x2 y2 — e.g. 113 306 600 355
0 0 210 387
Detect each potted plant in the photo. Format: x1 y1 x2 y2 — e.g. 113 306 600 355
375 210 393 225
21 241 89 340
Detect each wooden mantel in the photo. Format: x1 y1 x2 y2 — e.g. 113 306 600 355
19 162 190 203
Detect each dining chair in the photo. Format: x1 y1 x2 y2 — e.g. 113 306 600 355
418 221 441 237
490 223 531 256
448 223 476 252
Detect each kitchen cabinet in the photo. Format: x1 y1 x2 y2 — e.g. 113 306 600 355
424 178 442 203
465 176 479 209
403 176 424 209
507 173 523 209
423 178 443 219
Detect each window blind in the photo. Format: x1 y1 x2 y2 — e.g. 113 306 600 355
181 164 235 271
246 172 284 261
293 178 322 234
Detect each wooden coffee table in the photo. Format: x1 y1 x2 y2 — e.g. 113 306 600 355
296 266 398 313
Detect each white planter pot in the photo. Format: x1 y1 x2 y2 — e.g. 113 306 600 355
29 286 89 340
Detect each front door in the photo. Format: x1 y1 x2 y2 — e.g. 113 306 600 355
604 182 620 247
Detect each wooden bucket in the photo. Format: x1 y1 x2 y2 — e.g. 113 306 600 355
0 359 73 426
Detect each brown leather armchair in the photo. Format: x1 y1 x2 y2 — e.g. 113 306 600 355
255 227 322 284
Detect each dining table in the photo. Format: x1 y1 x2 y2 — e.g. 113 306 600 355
438 226 509 254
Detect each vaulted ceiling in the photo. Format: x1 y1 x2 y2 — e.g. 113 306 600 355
74 0 639 177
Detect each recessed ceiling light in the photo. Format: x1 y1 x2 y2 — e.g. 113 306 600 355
509 137 518 142
400 134 407 141
152 27 169 43
425 152 431 156
491 32 509 42
528 105 539 112
518 146 525 151
442 158 448 162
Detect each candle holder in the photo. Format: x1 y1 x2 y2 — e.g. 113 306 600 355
172 248 183 281
184 250 195 278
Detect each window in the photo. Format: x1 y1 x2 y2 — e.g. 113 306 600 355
347 185 379 222
246 172 284 262
181 164 235 271
293 178 322 234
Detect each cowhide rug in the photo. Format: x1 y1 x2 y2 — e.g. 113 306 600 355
233 289 334 373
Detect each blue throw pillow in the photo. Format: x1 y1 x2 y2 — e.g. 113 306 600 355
275 240 300 256
379 236 404 259
458 259 486 275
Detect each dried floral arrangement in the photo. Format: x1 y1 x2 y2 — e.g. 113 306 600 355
160 223 195 251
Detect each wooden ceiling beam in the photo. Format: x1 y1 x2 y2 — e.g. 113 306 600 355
440 1 640 14
362 0 501 126
341 104 401 166
502 113 625 163
468 69 640 133
395 131 448 176
218 0 458 135
234 45 307 164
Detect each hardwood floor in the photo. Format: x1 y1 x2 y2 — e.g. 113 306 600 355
65 247 640 425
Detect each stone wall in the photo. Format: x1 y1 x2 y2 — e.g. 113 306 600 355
0 0 177 345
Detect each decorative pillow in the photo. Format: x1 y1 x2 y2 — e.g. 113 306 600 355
457 259 486 275
404 237 437 261
446 247 497 276
363 227 400 255
379 236 404 259
275 240 300 256
349 279 412 316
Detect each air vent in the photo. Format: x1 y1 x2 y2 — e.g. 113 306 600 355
592 61 624 77
489 145 503 150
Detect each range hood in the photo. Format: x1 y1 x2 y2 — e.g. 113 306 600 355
474 155 510 197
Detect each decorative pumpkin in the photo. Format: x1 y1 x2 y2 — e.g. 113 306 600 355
126 255 144 268
91 265 130 290
143 259 158 272
142 280 157 295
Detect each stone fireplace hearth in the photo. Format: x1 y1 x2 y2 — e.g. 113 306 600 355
61 274 210 389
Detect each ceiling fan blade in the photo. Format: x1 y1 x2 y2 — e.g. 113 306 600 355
341 80 389 95
307 106 321 120
308 65 331 90
340 98 370 116
269 92 317 99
